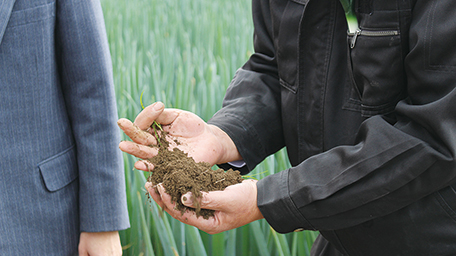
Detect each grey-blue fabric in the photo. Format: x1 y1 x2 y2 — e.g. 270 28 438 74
0 0 129 255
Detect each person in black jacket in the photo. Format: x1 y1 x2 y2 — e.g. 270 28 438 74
119 0 456 255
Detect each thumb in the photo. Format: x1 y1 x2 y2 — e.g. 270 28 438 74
181 192 196 207
182 180 257 211
181 190 229 211
134 101 164 130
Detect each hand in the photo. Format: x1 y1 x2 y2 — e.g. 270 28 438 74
118 102 241 172
78 231 122 256
146 179 264 234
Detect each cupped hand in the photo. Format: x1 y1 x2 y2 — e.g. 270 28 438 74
146 179 264 234
118 102 241 172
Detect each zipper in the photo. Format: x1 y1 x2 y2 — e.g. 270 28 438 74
349 29 399 49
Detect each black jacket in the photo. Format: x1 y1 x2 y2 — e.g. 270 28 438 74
209 0 456 255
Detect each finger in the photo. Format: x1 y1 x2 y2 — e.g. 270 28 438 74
145 182 165 209
178 207 219 232
119 141 158 159
134 160 154 172
157 184 174 207
134 102 165 130
153 185 221 233
118 118 157 145
156 184 187 220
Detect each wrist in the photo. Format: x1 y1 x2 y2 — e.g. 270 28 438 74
208 124 242 164
249 179 264 222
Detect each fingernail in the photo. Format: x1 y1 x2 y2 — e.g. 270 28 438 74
144 161 153 172
181 192 193 206
157 183 165 193
153 102 164 111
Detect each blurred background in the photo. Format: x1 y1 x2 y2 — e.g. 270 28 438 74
101 0 318 254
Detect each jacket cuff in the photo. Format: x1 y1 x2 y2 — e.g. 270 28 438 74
257 169 315 233
208 114 265 174
217 162 250 175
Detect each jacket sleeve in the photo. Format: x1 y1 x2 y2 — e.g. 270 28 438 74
208 0 285 173
55 0 129 232
212 0 456 233
258 0 456 232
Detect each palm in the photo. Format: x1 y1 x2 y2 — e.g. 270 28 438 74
159 109 221 165
118 103 233 172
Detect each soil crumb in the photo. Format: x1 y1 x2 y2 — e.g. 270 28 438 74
146 123 244 219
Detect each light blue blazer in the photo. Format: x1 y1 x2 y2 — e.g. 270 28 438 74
0 0 129 255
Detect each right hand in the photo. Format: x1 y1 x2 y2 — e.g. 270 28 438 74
117 102 241 172
146 179 263 235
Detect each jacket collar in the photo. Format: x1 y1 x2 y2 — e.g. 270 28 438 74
0 0 17 46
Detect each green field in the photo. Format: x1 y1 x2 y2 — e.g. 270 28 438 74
101 0 318 254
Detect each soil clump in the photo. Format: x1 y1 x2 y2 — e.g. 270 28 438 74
147 124 243 219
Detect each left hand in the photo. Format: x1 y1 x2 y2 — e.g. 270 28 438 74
78 231 122 256
117 102 242 172
146 179 264 234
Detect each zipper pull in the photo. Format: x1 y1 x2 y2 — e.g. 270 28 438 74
350 29 361 49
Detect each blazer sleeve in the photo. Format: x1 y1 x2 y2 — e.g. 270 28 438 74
55 0 129 232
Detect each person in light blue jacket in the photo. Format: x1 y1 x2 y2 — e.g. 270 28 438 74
0 0 130 255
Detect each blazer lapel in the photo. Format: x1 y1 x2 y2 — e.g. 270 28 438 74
0 0 17 46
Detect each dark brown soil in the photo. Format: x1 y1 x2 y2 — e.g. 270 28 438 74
146 123 243 219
